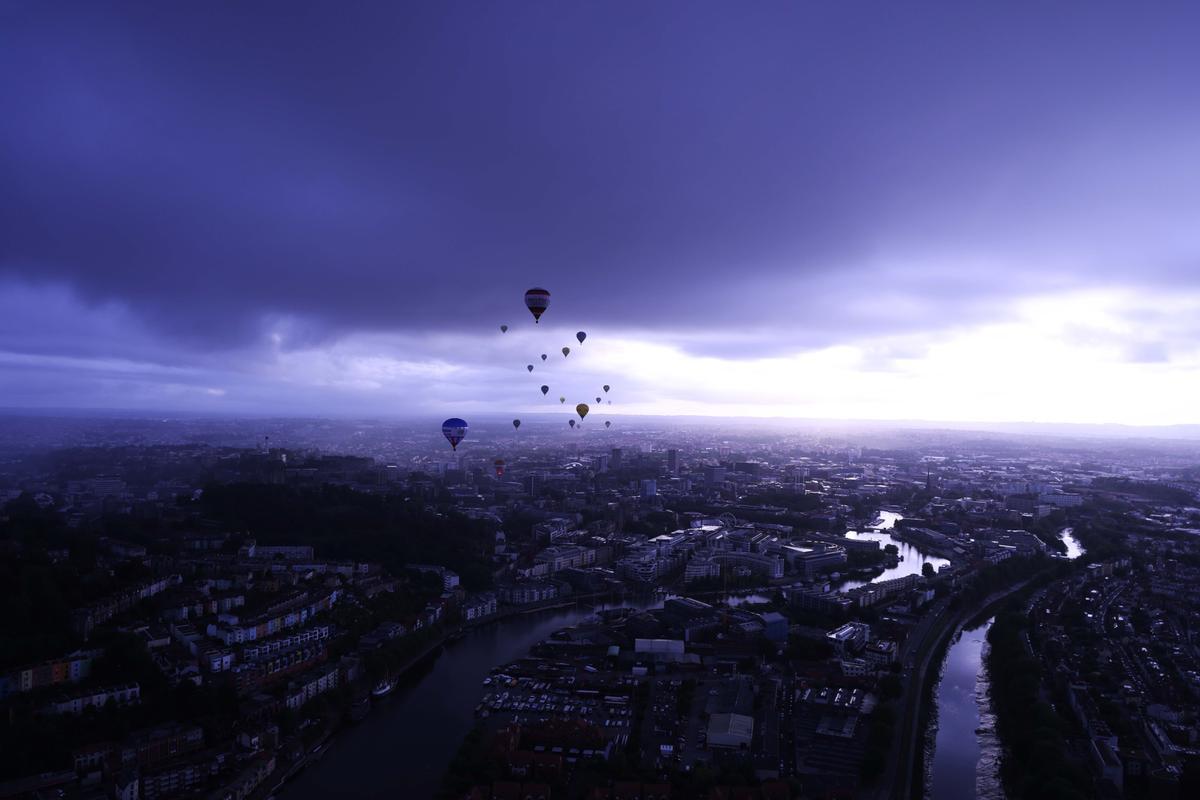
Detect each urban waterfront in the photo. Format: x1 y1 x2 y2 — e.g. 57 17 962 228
283 517 959 798
280 605 603 799
840 511 951 591
923 526 1085 799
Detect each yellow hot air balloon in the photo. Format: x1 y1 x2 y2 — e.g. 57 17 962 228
576 403 589 420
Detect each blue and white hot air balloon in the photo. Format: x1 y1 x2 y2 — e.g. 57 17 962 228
441 418 468 451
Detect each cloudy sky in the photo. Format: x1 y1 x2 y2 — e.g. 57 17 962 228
3 2 1200 425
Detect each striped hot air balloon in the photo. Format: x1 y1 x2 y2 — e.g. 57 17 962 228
524 288 550 323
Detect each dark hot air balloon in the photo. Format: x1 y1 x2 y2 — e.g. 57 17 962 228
527 364 534 372
561 347 570 357
596 396 602 404
541 354 547 361
512 419 521 429
576 331 587 344
524 288 550 323
603 385 610 393
499 325 508 333
540 385 550 396
605 420 611 428
559 396 565 404
441 418 468 451
568 419 576 428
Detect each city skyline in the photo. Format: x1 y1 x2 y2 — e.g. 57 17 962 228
4 3 1200 424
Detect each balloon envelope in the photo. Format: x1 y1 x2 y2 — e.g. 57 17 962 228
561 347 570 357
576 403 589 420
500 325 508 333
527 364 534 372
540 385 549 396
576 331 586 344
596 396 602 403
512 419 521 429
559 396 565 403
605 420 611 428
541 354 547 361
603 385 610 393
568 419 575 428
524 288 550 322
441 418 468 451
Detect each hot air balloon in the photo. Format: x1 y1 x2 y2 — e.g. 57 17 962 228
595 396 602 404
576 331 587 344
568 419 576 428
512 419 521 430
527 364 534 372
540 385 550 396
441 418 468 451
500 325 508 333
561 346 570 357
524 288 550 323
603 385 610 393
576 403 589 420
559 396 565 404
605 420 611 428
494 459 505 477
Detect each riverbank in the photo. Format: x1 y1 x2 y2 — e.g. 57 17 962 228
277 597 667 800
898 567 1051 800
985 600 1092 798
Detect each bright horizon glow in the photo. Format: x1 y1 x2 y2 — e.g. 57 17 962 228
2 282 1197 428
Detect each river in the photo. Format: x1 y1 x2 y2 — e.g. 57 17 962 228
925 619 1004 800
838 510 950 591
280 604 610 799
924 525 1085 798
1059 526 1084 560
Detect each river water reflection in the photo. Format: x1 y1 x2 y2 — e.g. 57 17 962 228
839 510 950 592
1060 526 1084 560
926 619 1004 800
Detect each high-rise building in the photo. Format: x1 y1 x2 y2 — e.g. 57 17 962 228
640 479 657 497
610 448 623 469
666 449 679 475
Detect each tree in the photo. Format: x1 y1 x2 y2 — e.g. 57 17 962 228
922 561 936 579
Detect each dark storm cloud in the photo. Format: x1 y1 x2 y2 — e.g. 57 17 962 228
3 1 1200 363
